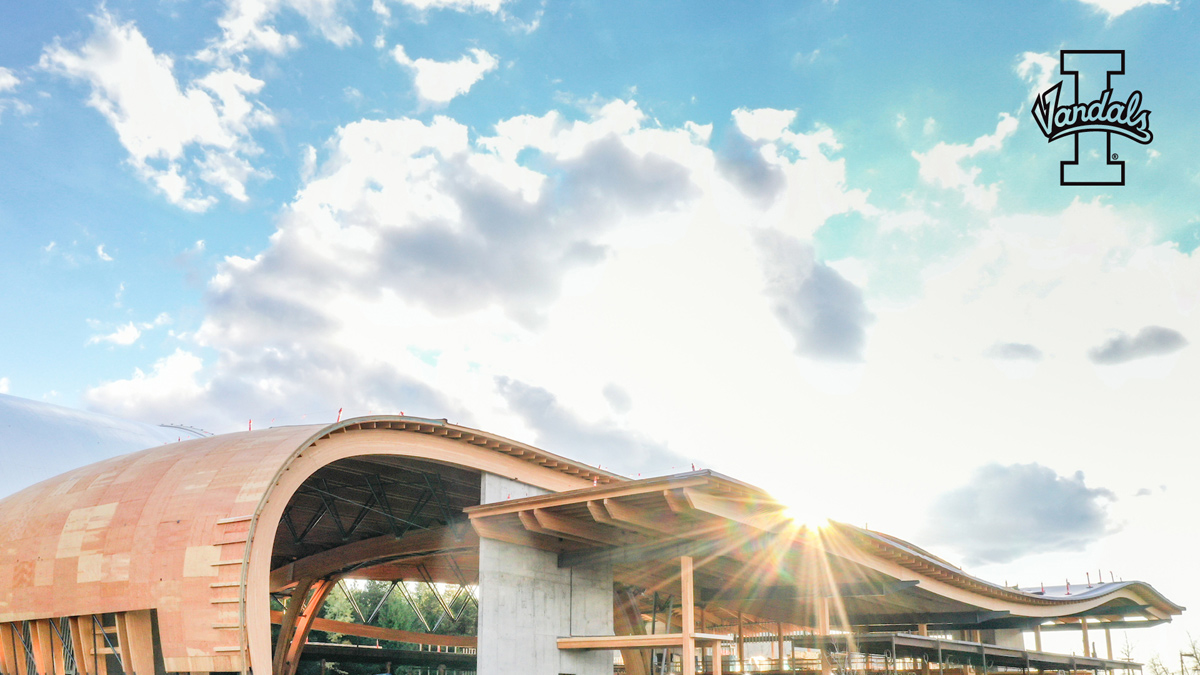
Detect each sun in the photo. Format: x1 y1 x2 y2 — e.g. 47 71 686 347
781 501 829 532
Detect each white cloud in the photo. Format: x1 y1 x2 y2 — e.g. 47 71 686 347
198 0 356 63
41 10 275 211
0 67 18 93
0 66 29 122
912 113 1018 211
0 377 9 394
1016 51 1057 97
96 244 113 261
392 45 499 104
393 0 508 12
1074 0 1173 18
88 100 876 436
85 349 208 422
88 322 142 346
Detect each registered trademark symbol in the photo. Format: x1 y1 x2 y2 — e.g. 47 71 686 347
1111 153 1119 160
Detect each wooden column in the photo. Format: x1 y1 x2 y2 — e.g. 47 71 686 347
681 556 695 675
67 618 89 675
32 620 53 675
283 578 337 675
0 623 18 675
115 614 133 674
122 611 155 675
736 612 744 673
777 622 785 672
1080 620 1090 658
819 596 832 675
273 578 315 674
49 621 66 675
712 640 723 675
919 624 930 675
11 623 29 675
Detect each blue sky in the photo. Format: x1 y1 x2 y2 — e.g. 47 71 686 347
2 0 1199 662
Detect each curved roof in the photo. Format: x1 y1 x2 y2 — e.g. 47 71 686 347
0 415 617 672
0 411 1184 674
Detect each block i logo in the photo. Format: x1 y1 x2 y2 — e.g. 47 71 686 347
1031 50 1153 186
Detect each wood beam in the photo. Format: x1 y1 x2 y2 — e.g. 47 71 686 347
67 617 89 675
532 508 631 547
681 488 786 531
122 611 155 675
556 633 730 650
268 611 475 648
271 525 478 591
50 620 65 675
32 620 52 675
0 623 18 675
682 555 696 675
281 578 336 675
471 517 565 552
604 499 679 536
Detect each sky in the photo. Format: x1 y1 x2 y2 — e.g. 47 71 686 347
2 0 1199 664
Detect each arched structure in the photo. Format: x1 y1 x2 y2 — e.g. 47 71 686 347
0 412 1185 675
0 416 618 675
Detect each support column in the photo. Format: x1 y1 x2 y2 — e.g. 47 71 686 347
819 596 831 675
736 612 744 673
1105 628 1113 660
1034 624 1042 652
681 556 695 675
67 617 90 675
1080 621 1090 658
50 620 65 675
477 474 613 675
0 623 17 675
919 624 931 675
282 578 336 675
32 620 52 675
122 611 156 675
777 623 784 672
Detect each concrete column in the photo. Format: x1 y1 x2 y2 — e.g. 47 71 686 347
477 474 614 675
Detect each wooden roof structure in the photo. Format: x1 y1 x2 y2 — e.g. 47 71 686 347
0 415 1184 675
0 416 612 675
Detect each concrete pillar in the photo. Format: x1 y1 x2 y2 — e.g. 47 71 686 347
477 474 614 675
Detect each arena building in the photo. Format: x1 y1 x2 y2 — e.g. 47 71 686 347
0 400 1183 675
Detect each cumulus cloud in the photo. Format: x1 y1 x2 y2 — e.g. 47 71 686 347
1088 326 1187 365
0 67 18 93
395 0 508 11
0 377 8 394
924 463 1117 565
42 10 275 211
87 322 142 346
495 377 687 476
0 66 30 122
86 100 878 440
602 383 632 414
984 342 1044 361
1016 51 1057 98
715 129 786 208
912 113 1018 211
1074 0 1173 18
86 342 458 432
198 0 356 63
757 230 872 362
392 45 499 104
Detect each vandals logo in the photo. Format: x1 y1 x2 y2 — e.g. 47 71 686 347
1031 50 1152 186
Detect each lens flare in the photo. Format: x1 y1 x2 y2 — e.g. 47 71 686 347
781 502 829 532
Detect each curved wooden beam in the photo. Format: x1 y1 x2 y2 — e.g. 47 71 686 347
270 524 478 591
